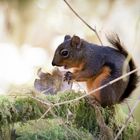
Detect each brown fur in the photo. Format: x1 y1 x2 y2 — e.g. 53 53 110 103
86 66 111 102
72 62 85 73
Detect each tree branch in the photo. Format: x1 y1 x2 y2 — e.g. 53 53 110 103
63 0 103 45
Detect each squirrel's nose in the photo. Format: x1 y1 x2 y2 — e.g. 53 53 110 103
52 61 56 66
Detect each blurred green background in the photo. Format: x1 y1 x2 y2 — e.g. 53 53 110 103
0 0 139 122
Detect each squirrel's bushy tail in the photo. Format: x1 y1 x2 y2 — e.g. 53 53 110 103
107 34 138 101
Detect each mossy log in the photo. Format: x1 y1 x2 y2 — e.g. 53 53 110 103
0 89 139 140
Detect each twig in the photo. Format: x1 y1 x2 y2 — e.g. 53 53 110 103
63 0 103 46
125 101 134 119
114 96 140 140
41 87 53 94
29 95 52 106
31 67 140 123
53 67 140 106
29 95 56 120
37 106 53 122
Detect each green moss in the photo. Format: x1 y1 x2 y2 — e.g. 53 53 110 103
44 91 139 139
15 119 93 140
0 89 139 139
0 96 46 126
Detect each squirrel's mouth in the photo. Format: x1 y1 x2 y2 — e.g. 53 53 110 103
64 65 73 69
64 65 69 69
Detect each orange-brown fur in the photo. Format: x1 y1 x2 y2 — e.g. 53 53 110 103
72 64 111 103
86 66 111 102
72 62 86 80
72 62 85 73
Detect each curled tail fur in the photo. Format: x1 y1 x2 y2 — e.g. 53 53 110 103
107 34 138 101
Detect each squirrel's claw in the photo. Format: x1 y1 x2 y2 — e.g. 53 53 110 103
64 71 73 84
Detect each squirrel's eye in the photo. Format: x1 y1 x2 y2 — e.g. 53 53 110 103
60 49 69 57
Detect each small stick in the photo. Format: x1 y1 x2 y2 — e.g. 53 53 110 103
29 95 52 106
125 101 134 119
114 96 140 140
37 106 53 122
63 0 103 46
31 67 140 125
53 67 140 106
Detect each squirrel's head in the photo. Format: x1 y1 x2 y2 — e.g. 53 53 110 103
52 35 83 69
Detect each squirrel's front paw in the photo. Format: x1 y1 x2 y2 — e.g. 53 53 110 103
64 71 73 84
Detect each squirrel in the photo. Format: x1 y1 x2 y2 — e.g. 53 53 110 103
52 34 138 106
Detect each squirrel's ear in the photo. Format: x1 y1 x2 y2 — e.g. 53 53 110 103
64 35 71 41
71 35 81 48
